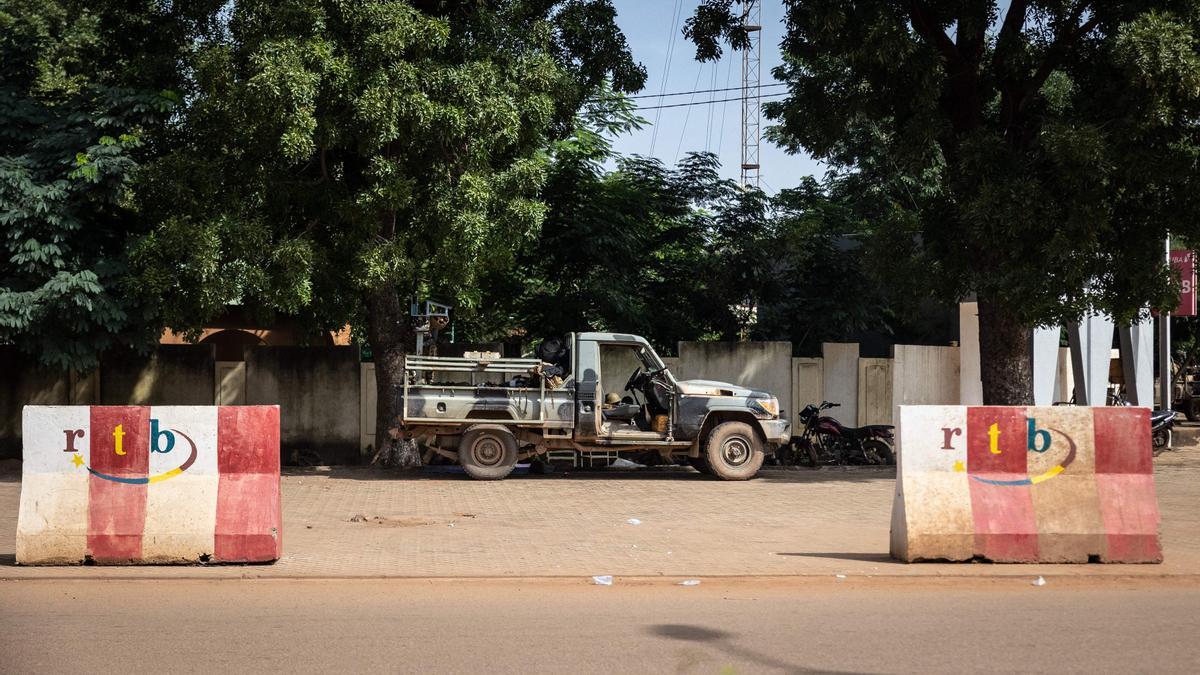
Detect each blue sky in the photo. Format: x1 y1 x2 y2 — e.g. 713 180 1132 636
608 1 823 191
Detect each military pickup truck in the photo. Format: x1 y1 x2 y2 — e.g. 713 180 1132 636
399 332 789 480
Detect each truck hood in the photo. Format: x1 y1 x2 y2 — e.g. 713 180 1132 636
675 379 761 397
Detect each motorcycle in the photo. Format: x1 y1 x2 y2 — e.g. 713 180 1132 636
1107 389 1177 456
782 401 896 467
1152 408 1177 456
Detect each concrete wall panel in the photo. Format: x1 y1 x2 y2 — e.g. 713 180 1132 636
0 348 72 459
790 358 822 430
821 343 859 425
958 302 983 405
245 346 360 465
100 345 216 406
858 358 892 426
676 341 792 421
892 345 960 429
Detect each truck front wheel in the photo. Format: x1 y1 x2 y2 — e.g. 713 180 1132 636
459 424 518 480
704 421 765 480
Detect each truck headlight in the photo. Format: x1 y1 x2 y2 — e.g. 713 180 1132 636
750 396 779 419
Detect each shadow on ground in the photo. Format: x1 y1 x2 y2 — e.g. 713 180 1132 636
285 465 897 485
775 552 896 563
646 624 860 673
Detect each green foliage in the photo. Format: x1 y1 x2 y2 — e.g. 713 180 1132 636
687 1 1200 329
0 0 209 369
132 0 646 345
750 178 894 354
458 101 898 356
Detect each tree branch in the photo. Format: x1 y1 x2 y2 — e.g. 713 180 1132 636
907 0 959 64
957 2 990 63
1021 2 1099 112
991 0 1029 73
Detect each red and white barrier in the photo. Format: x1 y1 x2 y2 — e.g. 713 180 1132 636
17 405 281 565
890 405 1162 563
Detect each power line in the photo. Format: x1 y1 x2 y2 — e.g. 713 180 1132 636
649 0 685 157
674 63 707 163
700 53 710 151
594 91 786 113
592 81 786 102
716 50 734 157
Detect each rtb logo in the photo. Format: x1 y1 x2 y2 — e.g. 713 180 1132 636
63 419 176 456
942 418 1053 454
940 416 1077 486
61 418 198 485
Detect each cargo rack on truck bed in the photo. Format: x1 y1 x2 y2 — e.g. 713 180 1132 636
402 355 550 424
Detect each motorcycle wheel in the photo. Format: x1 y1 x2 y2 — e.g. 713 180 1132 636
1152 428 1171 456
863 439 895 466
797 440 820 468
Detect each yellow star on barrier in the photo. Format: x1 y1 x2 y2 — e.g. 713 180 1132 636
953 460 965 473
70 453 84 468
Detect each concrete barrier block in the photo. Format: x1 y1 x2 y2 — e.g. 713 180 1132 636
17 405 281 565
890 405 1161 563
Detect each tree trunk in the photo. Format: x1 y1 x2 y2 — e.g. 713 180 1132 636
977 296 1034 405
365 283 421 469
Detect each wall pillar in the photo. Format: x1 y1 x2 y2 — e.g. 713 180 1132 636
1032 327 1062 406
958 302 983 405
1118 317 1154 406
1067 314 1115 406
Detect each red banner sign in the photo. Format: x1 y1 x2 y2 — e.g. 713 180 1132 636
1171 250 1195 316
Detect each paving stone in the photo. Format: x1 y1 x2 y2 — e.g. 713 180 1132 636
1 451 1197 579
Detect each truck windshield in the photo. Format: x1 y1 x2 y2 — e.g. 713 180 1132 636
638 346 665 372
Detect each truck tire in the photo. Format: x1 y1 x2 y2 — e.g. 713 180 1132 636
704 421 765 480
458 424 518 480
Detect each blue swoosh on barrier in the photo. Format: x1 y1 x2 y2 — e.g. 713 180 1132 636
970 427 1077 487
85 430 198 485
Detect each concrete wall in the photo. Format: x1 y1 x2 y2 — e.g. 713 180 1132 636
790 358 822 429
892 344 960 428
676 341 793 421
0 348 70 459
101 345 216 405
246 346 361 465
958 302 983 404
821 343 859 425
599 344 645 401
858 358 892 426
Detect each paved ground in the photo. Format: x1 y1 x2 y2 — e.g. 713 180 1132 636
3 578 1199 673
1 443 1198 580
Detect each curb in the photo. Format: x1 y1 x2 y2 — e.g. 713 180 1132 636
4 572 1200 587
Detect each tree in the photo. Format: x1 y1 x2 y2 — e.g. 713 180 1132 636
131 1 644 466
687 1 1200 403
0 0 213 369
457 91 760 355
749 177 895 354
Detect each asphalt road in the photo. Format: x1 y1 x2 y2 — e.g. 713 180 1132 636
2 578 1198 674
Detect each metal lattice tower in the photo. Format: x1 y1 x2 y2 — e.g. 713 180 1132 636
740 0 762 189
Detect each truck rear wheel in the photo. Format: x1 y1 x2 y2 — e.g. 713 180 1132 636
458 424 518 480
704 421 764 480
